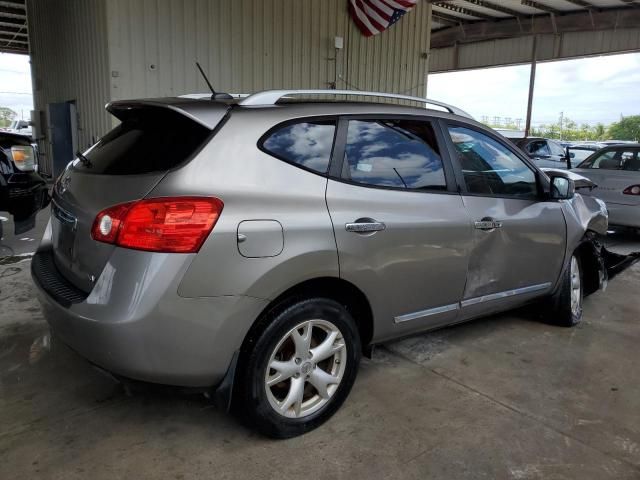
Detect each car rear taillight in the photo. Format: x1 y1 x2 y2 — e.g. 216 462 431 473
91 197 223 253
623 185 640 196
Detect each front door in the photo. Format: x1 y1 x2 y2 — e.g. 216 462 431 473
325 117 473 342
443 124 566 318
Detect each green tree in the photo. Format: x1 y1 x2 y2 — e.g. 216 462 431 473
608 115 640 141
593 123 606 141
0 107 17 127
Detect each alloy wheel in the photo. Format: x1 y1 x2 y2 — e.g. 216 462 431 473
570 256 582 317
265 319 347 419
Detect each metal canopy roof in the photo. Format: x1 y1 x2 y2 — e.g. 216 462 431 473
0 0 27 54
431 0 640 45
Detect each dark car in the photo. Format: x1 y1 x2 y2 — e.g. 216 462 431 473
0 131 50 236
514 137 576 169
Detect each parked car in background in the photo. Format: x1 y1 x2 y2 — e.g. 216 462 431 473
2 119 33 138
0 131 50 236
572 144 640 229
32 89 611 438
567 143 605 166
514 137 575 168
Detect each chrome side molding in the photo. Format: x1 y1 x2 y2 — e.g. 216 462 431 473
394 303 460 324
460 283 552 308
394 282 552 324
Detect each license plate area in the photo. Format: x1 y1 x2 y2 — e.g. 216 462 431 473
51 200 78 269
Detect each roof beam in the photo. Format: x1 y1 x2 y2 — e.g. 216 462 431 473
0 46 28 54
562 0 595 8
0 33 27 44
0 15 23 26
520 1 561 15
459 0 527 17
431 7 640 48
0 20 25 31
0 0 27 12
432 10 467 26
0 6 26 20
433 2 497 20
0 28 26 37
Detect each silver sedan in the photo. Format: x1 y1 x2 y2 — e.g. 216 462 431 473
572 144 640 229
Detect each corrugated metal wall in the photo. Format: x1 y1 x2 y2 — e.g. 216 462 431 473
26 0 111 176
429 28 640 73
27 0 432 174
106 0 432 100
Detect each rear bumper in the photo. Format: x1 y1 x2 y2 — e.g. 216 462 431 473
605 202 640 228
32 247 267 387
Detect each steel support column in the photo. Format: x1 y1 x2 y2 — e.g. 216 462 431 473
524 36 538 138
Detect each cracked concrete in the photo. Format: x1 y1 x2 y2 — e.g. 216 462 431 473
1 226 639 479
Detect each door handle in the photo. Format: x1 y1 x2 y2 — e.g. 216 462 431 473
345 220 386 233
474 218 503 231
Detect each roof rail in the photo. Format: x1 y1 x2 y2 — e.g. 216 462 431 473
238 89 473 118
179 93 250 100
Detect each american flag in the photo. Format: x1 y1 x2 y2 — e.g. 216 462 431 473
348 0 418 37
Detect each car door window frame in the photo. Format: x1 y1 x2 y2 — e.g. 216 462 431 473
439 119 544 200
329 114 459 195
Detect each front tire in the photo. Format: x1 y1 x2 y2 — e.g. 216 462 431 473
235 298 361 438
548 254 583 327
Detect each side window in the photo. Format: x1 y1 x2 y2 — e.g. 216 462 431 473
622 150 640 171
448 126 538 198
528 141 550 156
343 119 447 191
587 149 640 171
548 141 566 157
261 120 336 174
586 150 619 170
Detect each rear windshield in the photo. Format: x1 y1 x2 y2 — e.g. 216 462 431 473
75 107 211 175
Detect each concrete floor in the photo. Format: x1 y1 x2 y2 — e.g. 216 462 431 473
1 218 639 479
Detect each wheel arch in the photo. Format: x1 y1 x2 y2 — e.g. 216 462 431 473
574 232 605 297
242 276 375 355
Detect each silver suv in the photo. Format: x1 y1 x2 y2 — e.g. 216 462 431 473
32 90 609 438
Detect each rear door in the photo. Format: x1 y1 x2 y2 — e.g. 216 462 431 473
442 123 566 318
325 116 472 341
49 104 222 292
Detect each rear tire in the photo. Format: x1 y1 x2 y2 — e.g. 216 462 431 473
547 254 583 327
235 298 361 438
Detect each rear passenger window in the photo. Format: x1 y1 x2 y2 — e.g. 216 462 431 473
343 119 447 190
261 120 336 174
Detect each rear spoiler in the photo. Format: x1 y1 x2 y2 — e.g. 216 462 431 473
106 98 230 130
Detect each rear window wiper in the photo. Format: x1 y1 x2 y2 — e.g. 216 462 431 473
76 150 92 168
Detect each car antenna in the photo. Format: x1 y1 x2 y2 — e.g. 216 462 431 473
196 62 232 100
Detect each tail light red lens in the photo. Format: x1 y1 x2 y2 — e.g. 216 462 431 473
91 197 223 253
623 185 640 196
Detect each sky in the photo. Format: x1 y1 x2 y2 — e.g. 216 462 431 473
0 53 32 121
428 52 640 128
0 51 639 127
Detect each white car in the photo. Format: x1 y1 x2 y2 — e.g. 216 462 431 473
572 144 640 229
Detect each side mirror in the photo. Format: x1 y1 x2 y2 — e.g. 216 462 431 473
549 175 575 200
